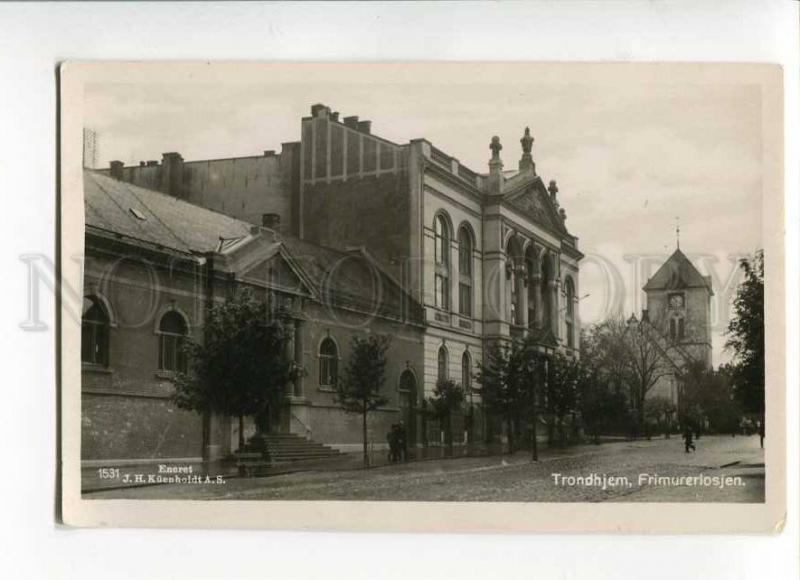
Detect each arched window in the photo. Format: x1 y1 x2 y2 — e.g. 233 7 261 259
319 337 338 388
434 214 450 310
565 277 575 348
158 311 188 372
437 345 448 382
461 351 472 391
399 369 416 392
458 226 473 317
669 317 686 341
82 296 109 366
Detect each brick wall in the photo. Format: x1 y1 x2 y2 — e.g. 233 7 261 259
302 172 411 282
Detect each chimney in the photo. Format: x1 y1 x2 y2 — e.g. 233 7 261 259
487 136 504 194
518 127 536 174
160 152 184 198
330 111 340 122
311 103 330 118
109 160 124 180
357 120 372 134
139 161 146 167
262 213 281 231
146 160 159 167
343 115 359 129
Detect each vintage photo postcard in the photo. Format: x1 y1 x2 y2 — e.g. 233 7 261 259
58 62 784 532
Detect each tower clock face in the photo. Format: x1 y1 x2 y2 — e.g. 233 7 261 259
669 294 685 309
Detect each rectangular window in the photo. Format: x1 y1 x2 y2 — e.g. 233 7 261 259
459 283 472 317
435 274 449 310
678 318 685 339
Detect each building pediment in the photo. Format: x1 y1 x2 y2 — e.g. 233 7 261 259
503 179 567 236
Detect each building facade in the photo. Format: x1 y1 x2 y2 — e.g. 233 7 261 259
91 103 584 459
82 170 425 467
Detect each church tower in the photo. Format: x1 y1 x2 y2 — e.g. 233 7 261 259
642 248 714 368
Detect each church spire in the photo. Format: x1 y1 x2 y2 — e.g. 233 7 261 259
675 216 680 250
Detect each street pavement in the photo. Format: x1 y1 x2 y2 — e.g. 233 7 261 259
86 434 764 503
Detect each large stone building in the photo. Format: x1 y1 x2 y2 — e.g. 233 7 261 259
87 103 584 466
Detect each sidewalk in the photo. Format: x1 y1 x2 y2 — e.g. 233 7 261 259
82 435 693 494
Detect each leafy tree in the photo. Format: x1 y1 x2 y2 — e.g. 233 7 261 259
173 288 292 452
581 319 631 398
682 361 742 435
578 375 629 443
725 252 765 445
542 353 580 446
428 378 465 456
476 340 526 454
335 334 391 467
644 396 676 438
578 331 630 442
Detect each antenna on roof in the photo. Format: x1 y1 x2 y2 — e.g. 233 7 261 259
675 216 680 250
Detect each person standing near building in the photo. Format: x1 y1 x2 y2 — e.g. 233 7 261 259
387 424 399 463
397 422 408 462
683 426 696 453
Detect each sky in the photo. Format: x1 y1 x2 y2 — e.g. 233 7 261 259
84 64 766 366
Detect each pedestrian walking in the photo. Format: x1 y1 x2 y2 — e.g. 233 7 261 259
683 427 696 453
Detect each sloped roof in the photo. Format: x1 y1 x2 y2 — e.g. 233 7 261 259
643 248 714 294
280 238 421 320
84 169 253 254
84 170 423 322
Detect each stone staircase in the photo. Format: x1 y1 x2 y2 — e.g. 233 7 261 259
232 433 343 476
263 433 343 464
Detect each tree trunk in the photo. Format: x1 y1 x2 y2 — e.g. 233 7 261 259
446 414 453 457
362 405 369 468
506 413 514 454
238 414 245 451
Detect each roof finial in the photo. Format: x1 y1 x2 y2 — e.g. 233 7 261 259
675 216 680 250
518 127 536 174
488 136 505 194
